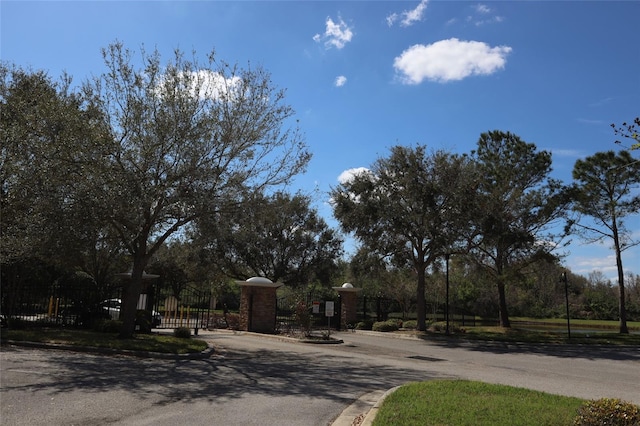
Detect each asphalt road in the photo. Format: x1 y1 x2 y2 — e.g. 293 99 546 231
1 330 638 425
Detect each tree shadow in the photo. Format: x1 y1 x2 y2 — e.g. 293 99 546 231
416 335 640 361
1 344 447 407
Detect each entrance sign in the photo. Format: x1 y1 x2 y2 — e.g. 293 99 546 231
325 301 334 317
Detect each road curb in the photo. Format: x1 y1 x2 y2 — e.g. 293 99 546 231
331 387 400 426
360 386 401 426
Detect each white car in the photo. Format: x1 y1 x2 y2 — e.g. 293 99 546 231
101 299 162 327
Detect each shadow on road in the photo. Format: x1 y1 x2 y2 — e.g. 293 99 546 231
415 335 640 361
0 344 447 406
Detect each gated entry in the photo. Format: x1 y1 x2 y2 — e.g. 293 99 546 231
150 284 211 332
276 292 341 332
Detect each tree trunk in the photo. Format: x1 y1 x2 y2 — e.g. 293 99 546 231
497 277 511 328
416 266 427 331
613 221 629 334
118 257 146 339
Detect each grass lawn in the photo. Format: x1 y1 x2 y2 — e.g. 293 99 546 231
1 328 209 355
373 380 585 426
458 326 640 346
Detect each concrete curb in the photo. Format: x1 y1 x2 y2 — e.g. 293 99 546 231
205 328 344 344
330 387 400 426
360 386 401 426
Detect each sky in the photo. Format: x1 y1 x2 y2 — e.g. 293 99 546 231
2 0 639 281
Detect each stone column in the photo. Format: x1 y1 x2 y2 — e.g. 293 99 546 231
333 283 361 329
237 277 282 334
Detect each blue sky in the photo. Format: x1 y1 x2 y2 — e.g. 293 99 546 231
2 1 639 280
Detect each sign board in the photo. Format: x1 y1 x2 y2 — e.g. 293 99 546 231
325 301 334 317
312 301 320 314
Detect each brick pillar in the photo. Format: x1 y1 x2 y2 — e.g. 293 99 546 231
333 283 361 329
237 277 281 334
339 291 358 327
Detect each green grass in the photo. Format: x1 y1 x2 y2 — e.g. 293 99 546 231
373 380 584 426
459 326 640 346
397 324 640 346
1 328 209 355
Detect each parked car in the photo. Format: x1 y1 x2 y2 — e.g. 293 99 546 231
101 299 162 327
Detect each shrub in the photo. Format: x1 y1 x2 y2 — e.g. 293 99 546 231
372 320 399 332
403 320 417 329
386 318 403 328
355 320 373 330
429 321 464 333
6 318 29 330
173 327 191 339
94 319 122 333
574 398 640 426
225 313 241 330
294 300 311 336
135 310 152 334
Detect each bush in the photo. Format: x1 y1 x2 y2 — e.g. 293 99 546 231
429 321 464 333
135 310 152 334
94 319 122 333
574 398 640 426
294 300 311 336
372 320 400 332
402 320 417 329
386 318 403 328
355 320 373 330
6 318 29 330
173 327 191 339
225 313 240 330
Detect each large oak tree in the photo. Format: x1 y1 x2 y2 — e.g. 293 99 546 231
196 191 343 288
331 146 476 331
81 42 310 337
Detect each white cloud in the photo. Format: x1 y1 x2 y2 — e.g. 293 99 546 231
387 0 429 27
468 4 504 26
386 13 398 27
475 15 504 26
550 148 583 158
475 4 491 14
334 75 347 87
314 15 353 49
570 255 619 276
338 167 370 185
576 118 605 125
157 70 242 101
393 38 512 84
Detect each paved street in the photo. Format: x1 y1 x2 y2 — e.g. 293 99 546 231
1 330 638 425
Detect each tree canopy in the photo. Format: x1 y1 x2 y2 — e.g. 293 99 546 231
331 146 477 331
2 42 311 337
467 131 568 327
569 150 640 333
612 117 640 151
195 191 343 288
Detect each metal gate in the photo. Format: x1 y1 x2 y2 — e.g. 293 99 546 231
150 283 212 331
276 292 340 332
